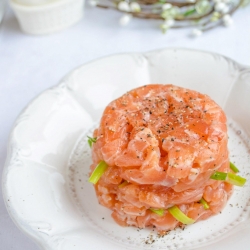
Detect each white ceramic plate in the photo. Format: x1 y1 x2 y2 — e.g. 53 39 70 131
3 48 250 250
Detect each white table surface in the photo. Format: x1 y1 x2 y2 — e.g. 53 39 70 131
1 3 250 250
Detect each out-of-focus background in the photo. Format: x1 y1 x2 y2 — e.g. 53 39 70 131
0 1 250 249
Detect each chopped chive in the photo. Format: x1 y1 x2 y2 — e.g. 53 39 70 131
210 171 246 187
184 8 196 16
210 171 227 180
226 173 246 187
168 205 195 225
118 181 128 188
88 161 108 184
150 208 165 216
87 136 97 148
230 162 239 173
199 198 209 209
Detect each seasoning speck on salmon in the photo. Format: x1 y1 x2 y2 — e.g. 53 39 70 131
89 84 233 234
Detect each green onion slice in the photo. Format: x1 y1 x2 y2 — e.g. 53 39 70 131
230 162 239 173
88 161 108 184
87 136 97 148
150 208 165 216
168 205 195 224
210 171 227 180
210 171 246 187
199 198 209 209
118 181 128 188
226 173 246 187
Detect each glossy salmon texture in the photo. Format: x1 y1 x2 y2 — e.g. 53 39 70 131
90 84 232 233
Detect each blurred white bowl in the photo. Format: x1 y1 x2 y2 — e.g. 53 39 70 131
0 0 7 23
10 0 84 35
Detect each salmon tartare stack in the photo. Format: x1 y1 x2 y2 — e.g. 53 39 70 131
88 84 246 234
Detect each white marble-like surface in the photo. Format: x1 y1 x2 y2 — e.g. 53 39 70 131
0 4 250 250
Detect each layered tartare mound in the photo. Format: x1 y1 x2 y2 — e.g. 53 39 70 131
89 84 234 234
